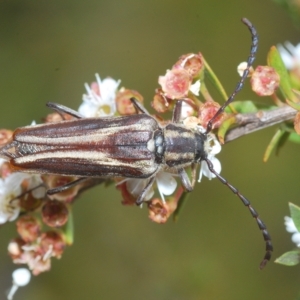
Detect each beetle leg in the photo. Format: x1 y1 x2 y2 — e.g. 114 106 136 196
130 97 150 115
135 176 156 206
46 177 88 195
172 100 183 123
46 102 84 119
178 167 194 192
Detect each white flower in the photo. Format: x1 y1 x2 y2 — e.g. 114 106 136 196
79 73 121 117
189 80 201 96
277 42 300 70
180 102 194 120
199 129 222 182
284 216 300 247
7 268 31 300
0 172 29 224
125 171 177 203
22 174 45 199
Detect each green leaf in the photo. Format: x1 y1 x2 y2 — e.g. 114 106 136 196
63 206 74 245
225 100 258 113
263 128 288 162
289 202 300 233
217 115 236 144
267 46 297 102
286 98 300 111
275 130 290 156
288 132 300 144
203 57 228 102
275 250 300 266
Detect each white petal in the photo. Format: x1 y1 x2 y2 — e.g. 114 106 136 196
78 102 98 117
284 216 298 233
156 172 177 196
189 80 200 96
180 102 194 119
294 43 300 60
6 173 29 191
0 211 9 224
99 78 120 101
277 44 294 69
200 157 221 181
209 138 221 155
126 178 154 201
32 186 46 199
292 232 300 246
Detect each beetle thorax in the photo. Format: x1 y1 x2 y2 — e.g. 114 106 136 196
161 123 206 168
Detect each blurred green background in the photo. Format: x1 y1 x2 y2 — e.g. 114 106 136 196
1 0 300 299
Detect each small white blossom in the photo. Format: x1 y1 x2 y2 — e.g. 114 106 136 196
199 129 222 182
7 268 31 300
125 171 177 204
79 74 121 117
155 171 177 202
284 216 300 247
277 42 300 70
0 173 29 224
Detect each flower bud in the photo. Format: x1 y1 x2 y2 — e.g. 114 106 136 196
152 90 172 113
198 101 223 129
42 200 68 227
16 215 41 243
250 66 280 96
44 175 79 202
158 68 191 99
148 199 169 224
115 88 144 115
39 231 65 259
174 52 204 77
19 192 43 211
0 129 13 146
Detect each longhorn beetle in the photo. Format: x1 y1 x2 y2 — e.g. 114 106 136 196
0 18 272 269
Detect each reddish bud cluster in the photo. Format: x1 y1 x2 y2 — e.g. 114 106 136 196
8 218 66 275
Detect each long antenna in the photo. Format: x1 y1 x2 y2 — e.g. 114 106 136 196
204 157 273 269
206 18 258 134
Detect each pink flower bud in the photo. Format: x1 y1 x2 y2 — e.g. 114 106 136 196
39 231 65 259
115 88 144 115
151 90 172 113
158 69 191 99
16 215 41 243
198 101 223 129
251 66 280 96
174 53 204 77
